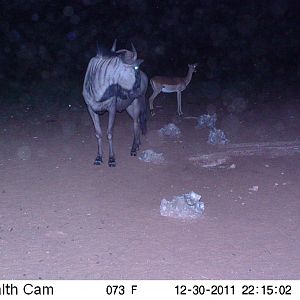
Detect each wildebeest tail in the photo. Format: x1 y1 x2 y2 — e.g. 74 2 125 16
139 97 147 135
150 78 155 91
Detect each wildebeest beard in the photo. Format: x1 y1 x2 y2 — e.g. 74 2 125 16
100 70 141 112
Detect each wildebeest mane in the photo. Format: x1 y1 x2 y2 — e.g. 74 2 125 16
96 42 117 59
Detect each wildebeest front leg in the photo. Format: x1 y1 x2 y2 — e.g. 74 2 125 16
126 99 140 156
87 106 103 165
107 99 116 167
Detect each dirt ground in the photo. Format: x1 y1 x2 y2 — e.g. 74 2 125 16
0 82 300 280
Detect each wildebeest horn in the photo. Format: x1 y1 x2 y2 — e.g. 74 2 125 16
115 50 133 64
111 39 117 52
131 43 137 61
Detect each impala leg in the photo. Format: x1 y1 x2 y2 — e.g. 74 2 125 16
149 90 161 116
126 99 140 156
87 105 103 165
107 99 116 167
177 91 183 116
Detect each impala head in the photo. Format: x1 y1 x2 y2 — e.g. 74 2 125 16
188 63 198 73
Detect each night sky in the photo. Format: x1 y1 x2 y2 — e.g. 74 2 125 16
0 0 299 95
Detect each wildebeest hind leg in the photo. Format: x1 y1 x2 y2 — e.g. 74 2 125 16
107 101 116 167
126 99 140 156
87 106 103 165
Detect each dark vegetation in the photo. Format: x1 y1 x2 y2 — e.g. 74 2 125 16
0 0 299 107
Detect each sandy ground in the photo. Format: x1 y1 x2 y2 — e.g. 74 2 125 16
0 83 300 280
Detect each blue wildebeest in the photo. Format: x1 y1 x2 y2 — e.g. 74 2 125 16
82 42 148 167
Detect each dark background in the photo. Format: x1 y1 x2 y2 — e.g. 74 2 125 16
0 0 299 104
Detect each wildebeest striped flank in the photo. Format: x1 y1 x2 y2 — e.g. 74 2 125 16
82 41 148 167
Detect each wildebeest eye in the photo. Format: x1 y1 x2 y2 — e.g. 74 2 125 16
134 66 139 70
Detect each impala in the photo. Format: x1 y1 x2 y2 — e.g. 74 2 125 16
149 63 197 116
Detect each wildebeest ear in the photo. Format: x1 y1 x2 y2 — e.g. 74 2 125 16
136 58 144 66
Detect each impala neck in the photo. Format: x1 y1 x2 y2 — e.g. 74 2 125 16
184 67 194 86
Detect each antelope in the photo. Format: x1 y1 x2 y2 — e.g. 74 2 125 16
149 63 197 116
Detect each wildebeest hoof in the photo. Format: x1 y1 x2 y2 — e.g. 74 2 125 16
108 158 116 167
150 110 155 116
94 155 103 165
130 151 137 156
